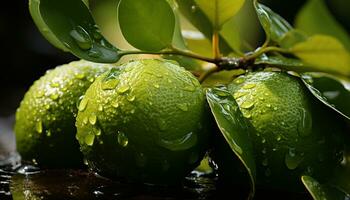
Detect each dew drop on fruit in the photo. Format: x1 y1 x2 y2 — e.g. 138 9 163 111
102 79 120 90
276 135 282 141
242 83 256 89
297 108 312 137
75 73 85 79
153 84 160 88
285 148 303 170
50 81 60 88
46 130 51 137
233 92 247 99
234 77 245 84
117 131 129 147
77 96 88 111
50 93 59 100
85 134 95 146
35 120 43 134
95 128 102 136
112 101 119 108
240 101 254 109
127 95 135 102
83 117 88 125
98 105 103 111
176 103 188 111
70 26 92 50
191 5 197 12
183 85 195 92
117 85 130 94
89 115 97 125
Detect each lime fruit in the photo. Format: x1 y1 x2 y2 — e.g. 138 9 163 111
15 60 115 168
75 59 211 185
213 71 346 191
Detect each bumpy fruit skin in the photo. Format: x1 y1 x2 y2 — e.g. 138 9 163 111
76 59 211 185
15 60 114 168
213 71 346 191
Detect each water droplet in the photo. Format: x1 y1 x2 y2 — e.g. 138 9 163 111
36 90 45 98
261 138 266 144
298 108 312 137
98 105 103 111
102 79 119 90
258 97 264 101
242 111 252 119
35 120 43 134
85 134 95 146
45 104 50 110
242 83 256 89
50 81 60 88
176 103 188 111
117 131 128 147
240 101 254 109
262 148 267 154
285 148 304 170
50 93 59 100
183 85 195 92
273 107 278 111
89 115 97 125
83 117 88 125
266 104 271 108
262 158 268 166
112 101 119 108
233 92 247 99
191 5 197 12
88 77 95 83
158 132 197 151
70 26 92 50
95 128 102 136
276 135 282 141
46 130 51 137
127 95 135 102
153 84 160 88
75 73 85 79
78 97 88 111
234 77 245 84
117 85 130 94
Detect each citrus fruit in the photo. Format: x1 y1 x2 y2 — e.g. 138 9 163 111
75 59 211 185
212 71 346 191
15 60 115 168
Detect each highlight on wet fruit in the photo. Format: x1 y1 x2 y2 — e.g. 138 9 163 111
4 0 350 199
75 59 211 185
15 60 115 168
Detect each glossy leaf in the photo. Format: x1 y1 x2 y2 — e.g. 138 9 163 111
290 35 350 76
253 1 293 43
302 176 349 200
255 55 306 72
194 0 245 29
279 29 308 49
39 0 120 63
295 0 350 50
118 0 175 51
29 0 68 51
206 87 256 198
175 0 234 55
301 73 350 120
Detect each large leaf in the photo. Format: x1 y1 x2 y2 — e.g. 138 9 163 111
301 73 350 120
29 0 68 51
194 0 245 29
290 35 350 77
253 1 293 43
206 87 256 198
118 0 175 51
302 176 349 200
295 0 350 51
39 0 120 63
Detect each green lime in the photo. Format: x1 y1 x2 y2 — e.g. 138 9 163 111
213 71 346 191
15 60 115 168
75 59 211 185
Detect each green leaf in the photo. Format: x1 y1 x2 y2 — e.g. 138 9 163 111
301 73 350 120
175 0 234 55
194 0 245 29
206 86 256 198
295 0 350 51
118 0 175 51
39 0 120 63
290 35 350 77
279 29 308 49
29 0 68 51
302 176 349 200
253 1 293 43
255 55 306 72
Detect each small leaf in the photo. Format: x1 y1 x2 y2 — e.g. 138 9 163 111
301 73 350 120
118 0 175 51
206 86 256 198
254 1 293 43
302 176 349 200
290 35 350 77
175 0 233 55
255 55 306 72
39 0 120 63
194 0 245 29
295 0 350 51
29 0 68 51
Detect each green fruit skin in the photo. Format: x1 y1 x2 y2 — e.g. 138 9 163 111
212 71 346 191
76 59 212 185
15 60 115 168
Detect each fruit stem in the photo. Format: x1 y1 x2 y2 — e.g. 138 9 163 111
198 66 220 83
245 46 291 61
119 48 217 64
212 31 221 59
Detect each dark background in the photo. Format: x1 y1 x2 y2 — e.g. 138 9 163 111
0 0 349 117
